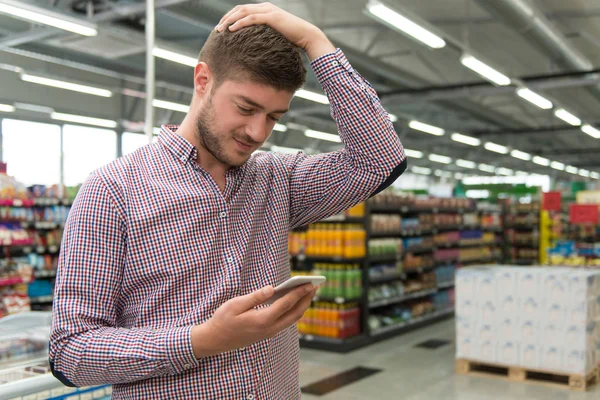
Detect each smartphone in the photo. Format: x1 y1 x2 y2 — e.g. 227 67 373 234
264 275 326 305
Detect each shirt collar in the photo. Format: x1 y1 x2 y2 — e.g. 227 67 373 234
157 125 197 164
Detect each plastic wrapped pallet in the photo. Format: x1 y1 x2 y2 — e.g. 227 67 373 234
455 266 600 375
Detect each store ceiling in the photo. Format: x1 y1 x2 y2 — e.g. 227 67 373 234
1 0 600 180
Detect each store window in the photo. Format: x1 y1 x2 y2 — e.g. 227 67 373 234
122 132 156 156
63 124 117 186
1 119 61 186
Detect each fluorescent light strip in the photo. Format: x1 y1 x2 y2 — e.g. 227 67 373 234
591 172 600 180
304 129 341 143
581 124 600 139
273 123 287 132
484 142 509 154
295 89 329 105
516 88 553 110
20 73 112 97
550 161 565 171
496 167 514 176
516 171 529 176
51 112 117 128
456 159 476 169
554 108 581 126
411 166 432 175
460 54 511 86
478 163 496 173
532 156 550 166
0 1 97 36
0 103 15 113
566 165 578 174
579 169 590 177
434 170 452 178
428 153 452 164
454 172 464 179
409 120 445 136
404 149 423 158
510 149 531 161
388 113 398 122
365 0 446 49
152 47 197 67
451 132 480 146
271 145 303 154
152 99 190 113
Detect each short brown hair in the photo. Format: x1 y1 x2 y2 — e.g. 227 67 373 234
198 25 306 92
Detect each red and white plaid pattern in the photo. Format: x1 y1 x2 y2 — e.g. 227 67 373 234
50 49 405 399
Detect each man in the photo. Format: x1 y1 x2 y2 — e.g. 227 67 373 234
50 3 407 399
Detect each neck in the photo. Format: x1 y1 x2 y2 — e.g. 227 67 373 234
178 114 230 177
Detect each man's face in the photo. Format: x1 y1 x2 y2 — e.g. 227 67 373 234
195 79 293 167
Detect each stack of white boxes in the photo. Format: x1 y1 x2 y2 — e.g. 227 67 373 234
456 266 600 375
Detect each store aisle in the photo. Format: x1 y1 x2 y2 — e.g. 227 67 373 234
299 319 600 400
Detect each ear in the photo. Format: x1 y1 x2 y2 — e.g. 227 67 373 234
194 62 212 98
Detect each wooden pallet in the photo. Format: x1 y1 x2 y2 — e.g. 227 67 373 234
455 358 600 392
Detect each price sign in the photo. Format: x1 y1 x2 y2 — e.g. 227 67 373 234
569 204 599 224
542 191 561 211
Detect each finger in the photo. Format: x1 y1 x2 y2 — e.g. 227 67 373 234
217 5 241 29
227 285 274 314
228 13 270 32
273 287 316 331
218 4 272 31
267 283 314 318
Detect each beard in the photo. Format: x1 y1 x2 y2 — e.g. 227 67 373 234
195 98 253 168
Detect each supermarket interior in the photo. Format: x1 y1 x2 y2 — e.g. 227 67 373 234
2 0 600 399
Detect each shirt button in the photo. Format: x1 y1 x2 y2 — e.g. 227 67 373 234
247 395 254 400
184 364 191 369
220 211 227 218
331 60 339 66
227 257 234 263
240 346 246 351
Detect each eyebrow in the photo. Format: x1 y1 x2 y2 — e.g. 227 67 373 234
236 95 289 114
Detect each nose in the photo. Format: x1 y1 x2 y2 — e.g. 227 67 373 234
245 115 268 144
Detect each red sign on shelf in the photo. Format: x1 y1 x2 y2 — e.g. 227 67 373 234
543 191 561 211
569 204 599 224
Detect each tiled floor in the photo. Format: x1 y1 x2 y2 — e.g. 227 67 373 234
300 319 600 400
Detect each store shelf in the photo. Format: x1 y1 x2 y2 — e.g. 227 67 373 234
34 270 57 279
368 254 402 263
370 307 455 337
437 281 455 289
370 231 404 238
20 221 63 230
0 199 35 207
404 266 435 274
505 224 539 231
368 288 437 309
482 226 503 232
370 205 474 214
320 215 364 223
432 225 463 232
434 241 498 249
400 229 433 237
0 277 30 287
291 255 364 263
369 273 405 284
404 246 435 254
461 256 503 265
29 295 54 304
299 333 370 353
312 295 362 304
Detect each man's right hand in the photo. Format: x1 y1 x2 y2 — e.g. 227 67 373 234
191 283 317 358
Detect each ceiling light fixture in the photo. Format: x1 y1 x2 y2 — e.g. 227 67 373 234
532 156 550 166
294 89 329 104
152 47 197 67
365 0 446 49
554 108 582 126
484 142 509 154
152 99 190 113
581 124 600 139
510 149 531 161
389 114 398 122
428 154 452 164
478 163 496 173
20 73 112 97
451 132 480 146
591 172 600 180
304 129 342 143
404 149 424 158
496 167 514 176
579 169 591 177
271 145 303 154
0 103 16 113
51 112 117 128
456 159 476 169
408 120 445 136
411 166 432 175
0 0 97 36
550 161 565 171
565 165 578 174
516 88 553 110
273 123 287 132
460 54 511 86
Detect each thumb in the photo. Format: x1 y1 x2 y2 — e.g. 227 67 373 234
229 286 274 314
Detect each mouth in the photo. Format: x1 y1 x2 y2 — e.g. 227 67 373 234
234 139 253 151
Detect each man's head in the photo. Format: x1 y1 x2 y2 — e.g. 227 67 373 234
190 25 307 167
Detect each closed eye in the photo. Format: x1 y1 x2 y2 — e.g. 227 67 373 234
238 106 253 115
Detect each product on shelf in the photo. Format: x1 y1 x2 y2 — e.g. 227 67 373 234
404 253 434 270
0 283 31 316
435 265 455 286
369 262 403 280
366 190 414 207
289 224 366 258
368 238 403 257
434 231 460 246
370 214 401 233
480 213 502 228
456 266 600 376
367 190 473 211
403 237 433 251
0 222 32 246
298 302 361 339
310 263 362 300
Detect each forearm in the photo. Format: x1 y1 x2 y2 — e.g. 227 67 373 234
50 324 197 386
